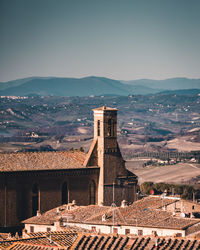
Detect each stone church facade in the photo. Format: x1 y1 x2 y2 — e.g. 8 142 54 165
0 106 137 231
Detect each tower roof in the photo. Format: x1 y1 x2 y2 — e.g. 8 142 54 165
93 105 118 111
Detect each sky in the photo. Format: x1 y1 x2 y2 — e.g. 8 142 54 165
0 0 200 82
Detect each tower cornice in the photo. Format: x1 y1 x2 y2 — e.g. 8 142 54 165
93 106 118 112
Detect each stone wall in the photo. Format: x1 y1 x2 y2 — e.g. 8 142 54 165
104 184 136 207
0 168 99 229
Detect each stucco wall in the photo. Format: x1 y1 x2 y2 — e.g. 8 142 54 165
63 222 185 237
24 224 56 233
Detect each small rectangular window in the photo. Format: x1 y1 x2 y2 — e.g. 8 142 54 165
97 120 100 136
108 119 112 136
125 229 130 235
138 230 143 236
47 227 51 232
30 226 34 233
113 228 118 234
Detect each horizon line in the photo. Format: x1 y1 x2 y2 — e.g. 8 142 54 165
1 75 200 83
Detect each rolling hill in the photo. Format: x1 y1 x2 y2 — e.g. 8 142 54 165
0 76 199 96
123 77 200 90
0 77 131 96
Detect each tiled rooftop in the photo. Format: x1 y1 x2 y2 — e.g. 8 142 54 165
7 242 62 249
85 205 198 230
2 233 200 250
131 196 178 210
0 151 89 172
22 204 110 225
23 197 200 230
0 229 82 249
72 234 200 250
0 233 10 241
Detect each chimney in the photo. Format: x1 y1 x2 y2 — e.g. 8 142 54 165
56 207 60 214
102 214 107 222
15 232 19 239
72 200 76 206
37 210 41 216
121 200 127 208
99 202 104 207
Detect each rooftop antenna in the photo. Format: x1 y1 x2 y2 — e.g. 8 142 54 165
97 182 126 234
49 232 52 244
113 181 115 204
111 182 116 233
193 192 195 202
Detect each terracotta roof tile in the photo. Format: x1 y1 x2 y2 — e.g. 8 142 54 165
71 234 200 249
23 201 200 230
130 196 178 210
22 204 110 225
0 229 80 249
0 151 88 172
0 233 10 241
2 231 200 249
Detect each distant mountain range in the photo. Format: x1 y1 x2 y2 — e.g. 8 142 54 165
0 76 199 96
122 78 200 90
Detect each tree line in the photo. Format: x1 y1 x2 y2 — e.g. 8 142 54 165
140 182 200 200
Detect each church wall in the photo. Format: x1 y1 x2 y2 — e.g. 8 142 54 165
69 175 93 206
0 168 99 229
103 153 136 206
104 185 135 207
0 175 18 228
104 153 127 183
39 176 62 213
0 175 5 228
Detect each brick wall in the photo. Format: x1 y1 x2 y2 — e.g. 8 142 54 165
0 168 99 228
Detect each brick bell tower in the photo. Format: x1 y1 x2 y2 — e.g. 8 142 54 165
84 106 137 206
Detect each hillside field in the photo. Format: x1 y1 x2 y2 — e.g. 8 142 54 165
126 160 200 185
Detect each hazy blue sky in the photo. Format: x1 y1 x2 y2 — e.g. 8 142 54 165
0 0 200 82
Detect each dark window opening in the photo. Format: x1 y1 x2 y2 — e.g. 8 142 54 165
125 229 130 235
97 120 100 136
47 227 51 232
138 230 143 236
89 180 96 204
32 184 39 216
192 205 195 210
108 119 112 136
30 226 34 233
62 182 68 204
112 120 115 136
